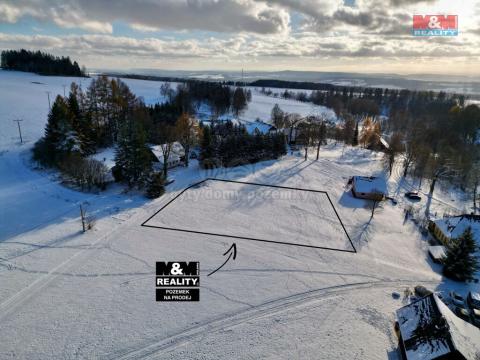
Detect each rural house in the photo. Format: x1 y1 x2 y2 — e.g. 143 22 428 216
150 142 185 170
244 120 276 135
351 176 387 201
396 293 480 360
429 214 480 246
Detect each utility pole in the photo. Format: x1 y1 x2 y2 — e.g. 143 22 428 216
46 91 51 110
13 119 23 144
80 204 86 232
62 84 66 97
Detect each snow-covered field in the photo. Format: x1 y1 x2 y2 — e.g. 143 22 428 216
0 70 478 359
241 88 337 122
145 179 353 251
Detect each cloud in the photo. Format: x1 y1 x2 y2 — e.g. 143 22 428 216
0 0 291 35
388 0 436 6
333 8 373 27
0 0 478 73
0 31 476 62
0 3 23 23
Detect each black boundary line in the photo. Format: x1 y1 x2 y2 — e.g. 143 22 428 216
141 178 356 253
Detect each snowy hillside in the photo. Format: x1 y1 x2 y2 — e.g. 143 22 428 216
240 88 337 123
0 70 478 359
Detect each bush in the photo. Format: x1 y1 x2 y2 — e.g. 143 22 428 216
112 165 123 182
201 158 220 169
32 138 53 166
59 154 109 191
145 172 166 199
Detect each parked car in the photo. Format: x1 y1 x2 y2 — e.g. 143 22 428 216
471 308 480 327
455 306 471 322
467 291 480 310
415 285 432 297
450 291 465 307
405 191 421 200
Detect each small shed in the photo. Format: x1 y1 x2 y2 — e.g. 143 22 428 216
351 176 387 201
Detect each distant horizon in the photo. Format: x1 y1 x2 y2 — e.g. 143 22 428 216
98 67 480 80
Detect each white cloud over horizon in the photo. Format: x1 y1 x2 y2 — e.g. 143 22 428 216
0 0 479 75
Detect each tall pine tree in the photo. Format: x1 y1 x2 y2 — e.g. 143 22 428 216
68 83 95 155
43 95 80 164
443 227 479 282
114 117 152 188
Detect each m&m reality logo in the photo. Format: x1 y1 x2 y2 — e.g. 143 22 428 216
412 15 458 36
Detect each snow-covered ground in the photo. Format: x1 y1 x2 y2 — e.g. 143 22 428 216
0 70 478 359
241 88 337 122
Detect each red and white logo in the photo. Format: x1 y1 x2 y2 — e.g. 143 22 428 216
412 15 458 36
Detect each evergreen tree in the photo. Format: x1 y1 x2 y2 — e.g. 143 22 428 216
114 117 152 188
1 49 85 76
200 125 214 160
232 87 247 116
67 83 95 155
145 172 166 199
443 227 479 282
43 95 80 164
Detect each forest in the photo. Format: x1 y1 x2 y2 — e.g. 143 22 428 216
29 70 480 209
1 49 86 77
200 121 286 168
269 85 480 214
31 76 254 197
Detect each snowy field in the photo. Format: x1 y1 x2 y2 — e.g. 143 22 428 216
240 88 337 122
0 70 479 359
144 179 353 251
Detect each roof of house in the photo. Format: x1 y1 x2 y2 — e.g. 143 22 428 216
352 176 387 195
396 293 480 360
433 214 480 243
150 142 184 163
427 245 446 260
244 120 275 135
90 147 116 170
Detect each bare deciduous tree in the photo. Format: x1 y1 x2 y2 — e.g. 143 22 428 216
175 113 198 167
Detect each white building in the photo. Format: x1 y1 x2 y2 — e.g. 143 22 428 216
150 142 185 170
429 214 480 246
351 176 387 201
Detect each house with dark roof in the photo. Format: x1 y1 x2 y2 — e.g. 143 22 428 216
396 293 480 359
429 214 480 246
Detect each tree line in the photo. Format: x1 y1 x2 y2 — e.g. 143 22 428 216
1 49 86 77
199 121 286 168
267 85 479 215
31 76 262 198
